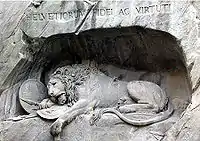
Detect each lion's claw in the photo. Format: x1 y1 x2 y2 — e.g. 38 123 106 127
89 110 102 126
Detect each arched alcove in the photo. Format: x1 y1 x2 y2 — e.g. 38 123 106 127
39 26 186 72
15 25 191 141
23 25 191 117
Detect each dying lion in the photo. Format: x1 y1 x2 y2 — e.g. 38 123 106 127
44 63 173 140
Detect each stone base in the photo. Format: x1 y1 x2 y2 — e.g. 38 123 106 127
0 112 178 141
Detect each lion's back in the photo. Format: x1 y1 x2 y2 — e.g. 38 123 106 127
77 72 128 107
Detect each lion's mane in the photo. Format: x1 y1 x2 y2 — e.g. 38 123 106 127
50 63 98 106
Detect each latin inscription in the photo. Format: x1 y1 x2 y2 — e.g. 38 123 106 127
26 10 86 21
25 3 171 21
136 3 171 14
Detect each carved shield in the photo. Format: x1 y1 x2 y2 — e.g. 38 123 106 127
19 79 48 113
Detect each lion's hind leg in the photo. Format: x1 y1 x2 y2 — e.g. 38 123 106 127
127 81 161 113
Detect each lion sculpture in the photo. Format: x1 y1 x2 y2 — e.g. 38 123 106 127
41 63 173 140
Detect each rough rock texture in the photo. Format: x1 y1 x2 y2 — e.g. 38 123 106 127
1 114 177 141
0 0 200 141
0 83 25 120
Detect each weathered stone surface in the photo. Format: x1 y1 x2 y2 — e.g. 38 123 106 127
0 117 52 141
0 0 200 141
0 1 31 89
0 83 25 120
0 29 30 90
20 1 172 37
0 113 177 141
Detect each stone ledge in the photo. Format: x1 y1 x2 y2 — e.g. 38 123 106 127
0 113 177 141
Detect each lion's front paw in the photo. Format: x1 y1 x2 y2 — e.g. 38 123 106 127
50 119 65 136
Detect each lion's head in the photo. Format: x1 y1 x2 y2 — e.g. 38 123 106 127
47 63 98 106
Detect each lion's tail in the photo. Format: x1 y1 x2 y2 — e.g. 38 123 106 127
102 101 174 126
